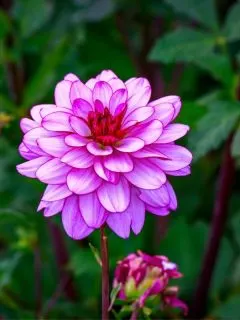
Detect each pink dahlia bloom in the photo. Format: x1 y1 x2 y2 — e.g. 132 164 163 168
17 70 192 239
113 251 188 315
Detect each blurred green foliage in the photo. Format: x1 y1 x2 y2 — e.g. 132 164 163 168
0 0 240 319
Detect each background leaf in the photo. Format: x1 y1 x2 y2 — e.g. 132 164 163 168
223 1 240 41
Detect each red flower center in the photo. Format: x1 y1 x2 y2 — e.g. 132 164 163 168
87 107 127 146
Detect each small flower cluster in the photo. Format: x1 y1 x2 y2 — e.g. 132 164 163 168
113 251 188 315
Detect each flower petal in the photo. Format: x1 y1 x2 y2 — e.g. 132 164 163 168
65 134 88 147
165 166 191 176
36 158 71 184
67 168 102 194
72 98 93 119
124 159 166 189
150 145 192 171
166 181 177 210
104 151 133 172
64 73 79 82
146 205 170 216
139 184 170 207
109 89 127 114
129 189 145 235
97 70 118 82
93 81 112 108
129 120 163 145
131 145 169 159
79 192 107 228
108 78 126 92
123 106 154 124
107 211 131 239
115 137 144 152
61 148 94 169
42 112 73 132
125 77 151 111
41 199 65 217
31 104 55 123
85 78 97 89
97 176 130 213
70 80 93 106
69 116 91 136
149 96 181 122
156 124 189 143
20 118 38 133
54 80 72 109
42 184 72 201
147 102 175 127
40 106 72 118
87 142 113 156
94 159 120 183
37 136 71 157
19 143 38 160
16 156 50 178
62 195 93 240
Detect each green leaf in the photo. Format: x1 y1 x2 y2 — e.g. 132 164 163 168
164 0 219 30
69 248 99 277
194 53 234 86
231 129 240 158
0 10 11 40
109 284 122 311
149 28 215 64
212 295 240 318
177 101 206 128
12 0 53 38
0 252 22 290
189 101 240 160
230 212 240 248
22 39 67 107
223 1 240 41
89 242 102 266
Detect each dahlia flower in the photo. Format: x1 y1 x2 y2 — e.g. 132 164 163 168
113 251 188 315
17 70 192 239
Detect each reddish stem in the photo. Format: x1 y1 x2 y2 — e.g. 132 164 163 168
188 136 235 318
100 227 109 320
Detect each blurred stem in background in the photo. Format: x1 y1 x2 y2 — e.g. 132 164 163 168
100 227 109 320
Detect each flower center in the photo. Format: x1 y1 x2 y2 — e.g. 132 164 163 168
87 107 127 146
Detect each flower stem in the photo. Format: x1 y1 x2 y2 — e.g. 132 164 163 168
100 227 110 320
188 136 235 318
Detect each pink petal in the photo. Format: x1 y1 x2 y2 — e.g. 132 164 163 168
139 184 170 207
36 158 71 184
97 176 130 213
139 279 166 307
40 106 72 118
16 156 50 178
107 211 131 239
94 159 120 183
123 106 154 124
70 116 91 136
124 159 166 189
131 145 169 159
20 118 38 133
54 80 72 109
85 78 98 89
96 70 118 82
129 120 163 145
42 184 72 201
87 142 113 156
67 168 102 194
79 192 107 228
149 96 181 121
31 104 55 123
37 136 71 157
65 134 88 147
61 148 94 169
109 89 127 115
42 112 73 132
104 151 133 172
64 73 79 82
125 77 151 111
166 181 177 210
23 127 61 155
165 166 191 176
62 195 93 240
156 124 189 143
93 81 112 108
115 137 144 152
108 78 126 92
72 98 93 119
19 143 38 160
129 189 145 234
146 205 170 216
70 80 93 106
147 102 175 127
150 145 192 171
41 199 65 217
